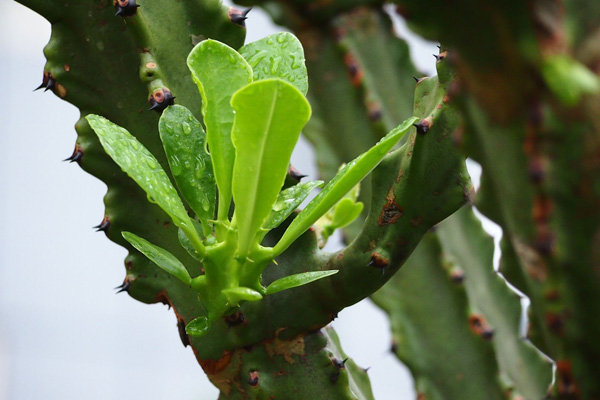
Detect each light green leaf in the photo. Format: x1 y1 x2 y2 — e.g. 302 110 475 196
231 79 311 257
266 270 339 295
185 316 210 337
541 54 600 106
187 40 253 221
263 180 324 230
240 32 308 95
273 116 419 256
122 232 192 285
222 287 263 306
159 105 216 235
86 115 203 255
331 198 364 229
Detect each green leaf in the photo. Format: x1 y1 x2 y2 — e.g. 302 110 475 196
266 270 339 295
263 180 324 230
231 79 311 257
541 54 600 106
331 198 364 229
222 287 263 306
273 116 419 256
86 115 204 255
240 32 309 95
185 316 210 337
159 105 216 234
122 232 192 285
187 40 253 221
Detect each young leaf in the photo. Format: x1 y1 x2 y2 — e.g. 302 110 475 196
222 287 263 306
263 180 324 230
122 232 192 286
265 270 339 295
231 79 311 257
240 32 309 95
86 115 204 255
186 316 210 337
273 116 419 256
187 40 253 221
331 198 364 229
159 105 216 235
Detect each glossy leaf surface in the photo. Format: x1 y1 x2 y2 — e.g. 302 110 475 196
266 270 339 295
159 105 216 233
86 115 202 251
263 180 324 230
122 232 192 285
240 32 309 95
231 79 311 257
222 287 263 306
274 116 419 256
187 40 253 220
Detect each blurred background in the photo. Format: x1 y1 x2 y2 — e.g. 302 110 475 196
0 1 473 398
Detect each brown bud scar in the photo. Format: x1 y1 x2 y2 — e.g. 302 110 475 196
248 371 259 386
468 314 494 340
368 252 389 268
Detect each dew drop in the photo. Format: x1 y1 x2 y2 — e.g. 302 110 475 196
169 154 182 176
182 122 192 135
266 37 274 45
276 33 286 43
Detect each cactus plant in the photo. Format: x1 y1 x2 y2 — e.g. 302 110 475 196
7 0 600 398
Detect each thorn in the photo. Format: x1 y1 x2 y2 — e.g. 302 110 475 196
115 280 130 293
93 216 110 233
288 165 308 182
63 144 83 163
413 121 430 135
437 45 441 50
148 88 175 113
433 54 440 61
248 371 259 387
229 7 252 27
333 358 347 369
35 72 56 92
363 366 371 373
115 0 140 17
413 76 420 83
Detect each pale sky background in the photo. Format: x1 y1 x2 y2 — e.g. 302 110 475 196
0 1 496 399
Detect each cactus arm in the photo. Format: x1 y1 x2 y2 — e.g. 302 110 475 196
371 230 507 400
203 327 374 400
436 205 553 399
394 0 600 396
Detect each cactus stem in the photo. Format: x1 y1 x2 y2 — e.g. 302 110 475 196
114 0 140 17
63 144 83 163
93 216 110 233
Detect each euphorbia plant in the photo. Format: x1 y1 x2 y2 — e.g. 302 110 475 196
86 34 417 336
